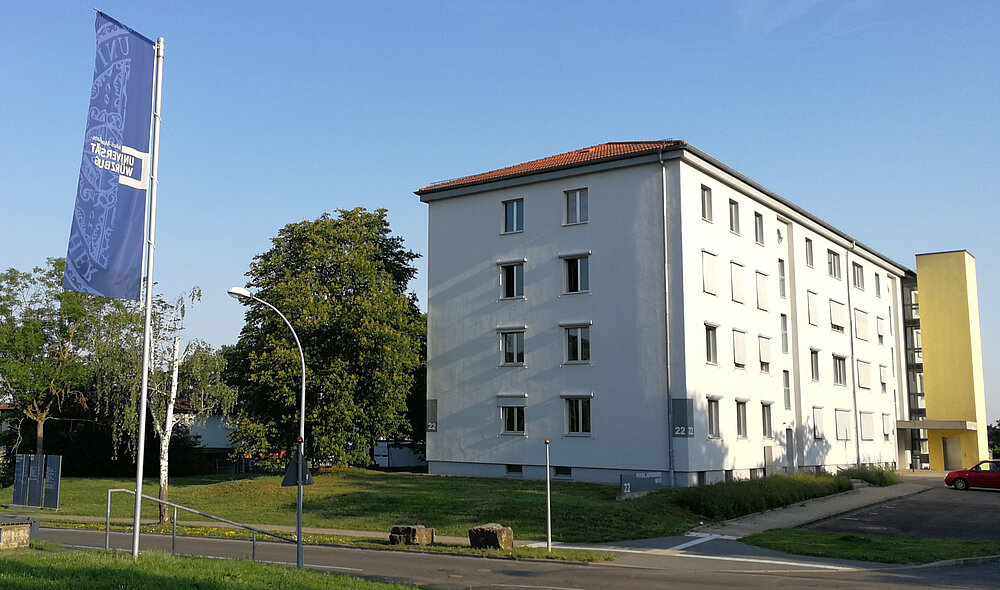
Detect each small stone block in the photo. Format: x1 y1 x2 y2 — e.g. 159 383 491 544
468 523 513 550
389 525 435 545
0 522 30 550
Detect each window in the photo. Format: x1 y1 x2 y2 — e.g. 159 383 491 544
876 317 885 345
882 414 893 440
810 349 820 381
702 251 717 295
805 238 814 267
875 273 881 298
733 329 747 368
855 309 868 341
778 259 786 298
780 314 789 353
705 324 718 365
762 403 773 439
565 256 589 293
830 300 846 333
565 326 590 363
807 291 818 325
502 406 525 433
857 360 871 389
500 263 523 298
566 397 591 434
729 199 740 234
730 262 744 303
701 186 713 222
812 407 824 439
833 355 847 386
565 189 588 224
754 212 764 245
506 464 523 475
852 262 864 290
503 199 523 233
500 331 524 365
708 399 721 437
758 335 771 373
783 370 791 409
879 365 888 393
755 271 768 311
835 409 852 440
553 466 572 478
736 401 748 438
827 250 841 279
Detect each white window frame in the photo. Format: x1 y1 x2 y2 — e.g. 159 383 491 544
729 199 740 234
780 314 789 353
565 256 590 294
762 402 773 439
502 199 524 233
754 212 764 245
827 249 841 280
778 259 786 298
810 349 820 381
705 323 718 365
783 370 791 410
833 355 847 386
500 331 525 366
565 188 588 225
875 273 881 298
852 262 864 290
805 237 814 267
500 262 524 299
708 398 721 438
501 405 525 434
564 326 591 364
701 185 713 222
736 401 748 438
565 396 592 435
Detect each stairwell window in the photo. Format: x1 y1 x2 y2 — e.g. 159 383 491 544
729 200 740 234
708 398 721 438
754 212 764 245
706 324 718 365
736 401 748 438
701 186 713 222
805 238 814 267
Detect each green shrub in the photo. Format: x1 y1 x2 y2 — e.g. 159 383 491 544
838 465 902 486
675 472 852 521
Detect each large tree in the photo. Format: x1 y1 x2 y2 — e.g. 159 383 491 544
226 208 422 468
0 259 102 455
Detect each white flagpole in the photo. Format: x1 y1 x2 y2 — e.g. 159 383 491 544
132 35 165 560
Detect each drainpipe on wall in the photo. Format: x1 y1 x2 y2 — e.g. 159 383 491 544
846 241 863 467
659 148 676 487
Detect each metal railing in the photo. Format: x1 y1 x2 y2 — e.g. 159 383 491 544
106 488 295 561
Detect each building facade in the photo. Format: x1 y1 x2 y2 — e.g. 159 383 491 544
417 141 910 485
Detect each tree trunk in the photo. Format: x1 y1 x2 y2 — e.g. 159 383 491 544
35 419 44 456
158 337 181 525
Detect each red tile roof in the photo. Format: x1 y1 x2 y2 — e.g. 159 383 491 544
417 140 687 193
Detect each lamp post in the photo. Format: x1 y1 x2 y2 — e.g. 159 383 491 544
228 286 306 569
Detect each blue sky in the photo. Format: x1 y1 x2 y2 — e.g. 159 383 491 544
2 1 998 419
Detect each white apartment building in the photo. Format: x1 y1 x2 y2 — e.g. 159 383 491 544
416 141 909 486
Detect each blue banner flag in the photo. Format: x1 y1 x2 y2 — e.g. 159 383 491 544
64 13 156 300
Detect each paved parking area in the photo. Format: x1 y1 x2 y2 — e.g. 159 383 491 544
807 473 1000 540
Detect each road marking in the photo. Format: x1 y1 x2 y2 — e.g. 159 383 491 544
667 534 726 550
493 585 585 590
667 552 854 570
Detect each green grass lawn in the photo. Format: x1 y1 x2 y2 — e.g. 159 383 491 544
744 528 1000 564
3 469 701 543
0 546 421 589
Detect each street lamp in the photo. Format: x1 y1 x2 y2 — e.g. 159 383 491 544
228 286 307 569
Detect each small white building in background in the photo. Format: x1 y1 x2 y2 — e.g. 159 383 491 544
416 140 908 486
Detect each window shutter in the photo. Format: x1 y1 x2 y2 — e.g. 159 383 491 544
855 309 868 340
830 300 847 327
807 291 818 325
883 414 893 436
857 360 871 389
756 272 768 310
860 413 874 440
702 251 716 295
877 317 886 337
879 365 888 385
733 330 746 366
758 336 771 364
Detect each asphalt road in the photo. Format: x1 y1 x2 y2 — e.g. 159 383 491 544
809 478 1000 540
39 526 1000 589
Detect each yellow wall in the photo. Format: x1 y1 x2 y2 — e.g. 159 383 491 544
916 251 989 469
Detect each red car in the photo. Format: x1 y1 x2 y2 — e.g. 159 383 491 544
945 460 1000 490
